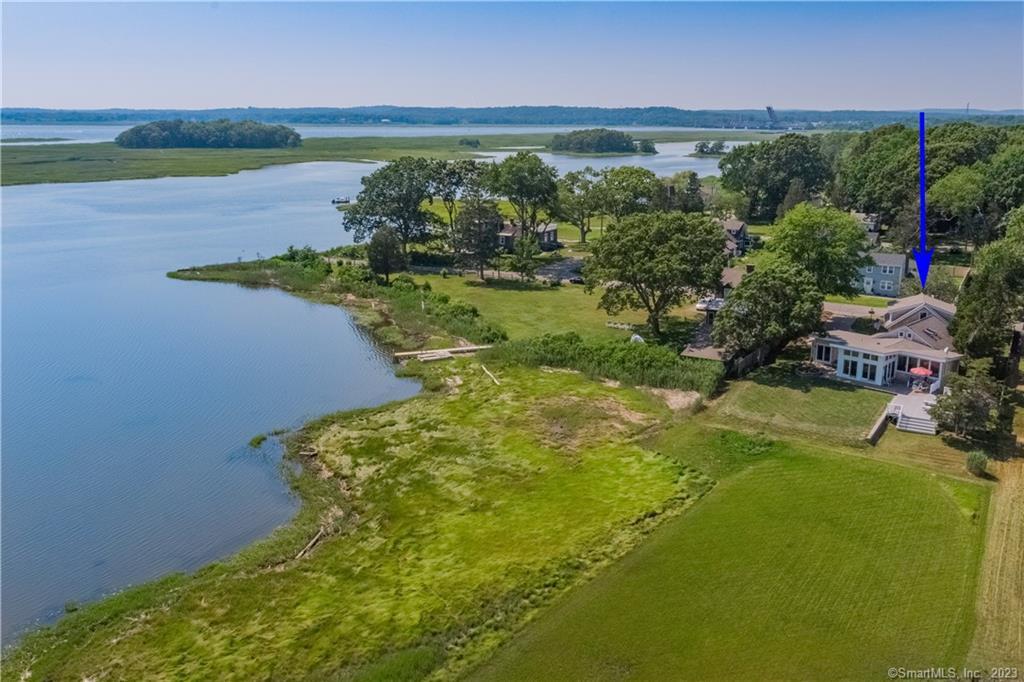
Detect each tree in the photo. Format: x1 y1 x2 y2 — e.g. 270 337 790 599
928 166 991 245
890 201 923 253
550 128 638 154
767 204 872 297
367 227 406 284
719 134 830 221
453 198 502 278
950 235 1024 357
484 152 558 241
985 144 1024 214
900 265 960 303
599 166 662 222
510 235 540 281
660 171 704 213
711 259 823 355
429 159 482 252
929 359 1003 438
584 212 727 336
344 157 434 253
556 167 602 244
776 178 809 219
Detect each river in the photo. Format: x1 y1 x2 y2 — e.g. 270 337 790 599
0 144 732 644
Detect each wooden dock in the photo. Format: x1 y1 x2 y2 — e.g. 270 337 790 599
393 345 493 362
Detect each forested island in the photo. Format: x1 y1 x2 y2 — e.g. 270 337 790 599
114 119 301 149
550 128 656 154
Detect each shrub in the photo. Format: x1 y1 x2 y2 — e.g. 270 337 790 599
966 451 988 477
481 333 725 396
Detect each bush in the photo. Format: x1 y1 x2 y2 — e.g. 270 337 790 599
966 451 988 477
325 244 368 260
481 333 725 396
408 251 456 268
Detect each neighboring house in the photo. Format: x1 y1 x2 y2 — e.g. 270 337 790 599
719 218 748 257
497 221 559 252
695 264 753 320
851 211 880 246
811 294 962 397
858 252 906 297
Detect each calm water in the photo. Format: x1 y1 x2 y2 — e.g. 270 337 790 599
1 122 750 145
0 162 423 643
1 146 728 644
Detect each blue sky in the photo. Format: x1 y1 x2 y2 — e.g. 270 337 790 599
2 2 1021 110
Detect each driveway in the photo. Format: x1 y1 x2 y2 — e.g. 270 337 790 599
538 257 584 281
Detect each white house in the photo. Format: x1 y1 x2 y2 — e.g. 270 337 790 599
811 294 961 392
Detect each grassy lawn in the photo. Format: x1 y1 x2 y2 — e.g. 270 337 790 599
418 273 663 341
826 293 895 308
707 362 891 444
473 424 990 681
1 130 775 186
6 362 714 680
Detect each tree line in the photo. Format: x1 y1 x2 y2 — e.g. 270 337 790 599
345 153 706 282
114 119 302 149
718 122 1024 247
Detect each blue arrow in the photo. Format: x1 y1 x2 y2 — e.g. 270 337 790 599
913 111 934 288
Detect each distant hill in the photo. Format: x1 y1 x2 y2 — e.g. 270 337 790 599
3 106 1022 130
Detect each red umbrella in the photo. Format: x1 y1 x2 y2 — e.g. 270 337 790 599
909 366 933 377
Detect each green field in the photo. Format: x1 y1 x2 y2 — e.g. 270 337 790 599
5 362 715 680
416 273 700 341
473 423 989 681
1 130 774 186
825 293 897 308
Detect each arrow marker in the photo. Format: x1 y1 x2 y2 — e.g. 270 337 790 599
913 111 934 288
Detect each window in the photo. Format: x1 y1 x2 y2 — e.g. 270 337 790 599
816 344 831 362
880 265 895 275
920 311 928 320
863 266 874 273
863 278 874 290
897 355 907 371
880 281 894 291
861 362 877 382
864 353 879 362
843 359 858 377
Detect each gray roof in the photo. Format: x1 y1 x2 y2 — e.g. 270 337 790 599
720 218 746 235
823 329 961 361
869 251 907 268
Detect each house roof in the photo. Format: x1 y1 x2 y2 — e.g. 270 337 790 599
885 293 956 317
721 265 748 289
869 251 906 268
902 316 955 351
822 329 962 361
720 218 746 235
498 221 557 237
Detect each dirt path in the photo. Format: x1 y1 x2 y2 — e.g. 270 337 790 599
969 457 1024 668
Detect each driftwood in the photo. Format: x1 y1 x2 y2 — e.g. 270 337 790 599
480 364 501 385
295 527 325 560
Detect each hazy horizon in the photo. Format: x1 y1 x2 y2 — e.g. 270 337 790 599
3 2 1022 111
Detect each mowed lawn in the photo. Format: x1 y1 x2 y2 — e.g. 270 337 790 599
417 273 652 340
709 362 891 444
473 425 990 681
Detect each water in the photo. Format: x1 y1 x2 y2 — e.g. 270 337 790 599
482 141 734 177
0 162 421 643
0 146 729 645
1 122 749 145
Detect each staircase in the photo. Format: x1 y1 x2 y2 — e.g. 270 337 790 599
896 412 938 435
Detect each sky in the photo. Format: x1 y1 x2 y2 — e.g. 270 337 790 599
2 2 1022 111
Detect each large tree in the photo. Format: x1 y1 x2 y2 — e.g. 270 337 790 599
950 233 1024 358
767 203 872 297
659 170 705 213
712 259 823 355
719 133 830 221
556 167 602 244
429 159 483 252
584 212 727 335
344 157 434 253
484 152 558 239
366 227 406 284
929 359 1004 439
598 166 663 222
453 198 502 278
